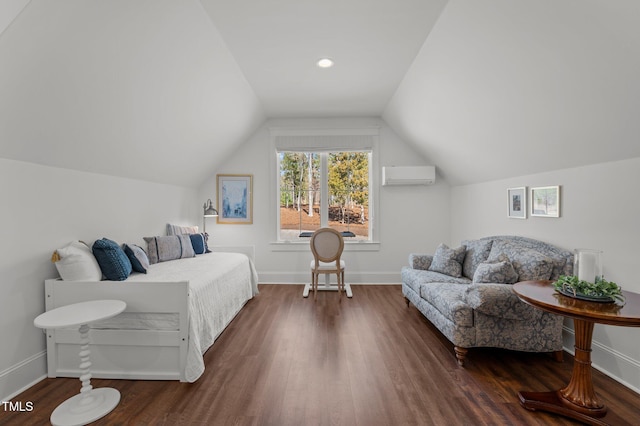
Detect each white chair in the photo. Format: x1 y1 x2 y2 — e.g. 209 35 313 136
310 228 345 300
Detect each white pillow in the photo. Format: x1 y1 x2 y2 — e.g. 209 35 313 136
53 241 102 281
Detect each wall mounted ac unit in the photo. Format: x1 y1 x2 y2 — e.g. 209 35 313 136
382 166 436 186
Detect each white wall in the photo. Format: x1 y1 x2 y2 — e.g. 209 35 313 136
199 117 451 284
451 157 640 393
0 158 199 400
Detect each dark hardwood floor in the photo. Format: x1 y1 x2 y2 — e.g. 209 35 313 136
2 285 640 425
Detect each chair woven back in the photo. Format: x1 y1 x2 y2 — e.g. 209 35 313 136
310 228 344 263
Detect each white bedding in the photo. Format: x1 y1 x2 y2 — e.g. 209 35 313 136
92 252 259 382
92 312 180 330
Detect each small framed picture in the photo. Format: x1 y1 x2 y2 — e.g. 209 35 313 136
217 174 253 224
507 187 527 219
530 186 560 218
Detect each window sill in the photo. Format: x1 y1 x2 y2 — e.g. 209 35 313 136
270 240 380 252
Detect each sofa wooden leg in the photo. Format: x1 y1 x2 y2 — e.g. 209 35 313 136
454 346 468 366
405 297 410 307
552 350 564 362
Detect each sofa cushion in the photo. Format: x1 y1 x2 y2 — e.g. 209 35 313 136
428 243 467 278
490 236 572 279
92 238 132 281
465 283 542 321
488 240 554 281
473 255 518 284
401 267 472 293
409 253 433 271
462 239 493 279
420 282 474 327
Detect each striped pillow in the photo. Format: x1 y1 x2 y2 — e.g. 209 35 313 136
166 223 199 236
144 235 195 264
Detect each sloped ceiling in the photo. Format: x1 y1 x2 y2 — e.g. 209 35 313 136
1 0 639 187
0 0 265 187
384 0 640 185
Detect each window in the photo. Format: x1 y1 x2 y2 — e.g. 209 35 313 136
278 151 370 241
271 127 378 244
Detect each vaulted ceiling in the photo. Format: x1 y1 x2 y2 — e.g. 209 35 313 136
1 0 639 187
199 0 446 117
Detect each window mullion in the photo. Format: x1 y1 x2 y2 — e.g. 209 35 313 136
320 153 329 228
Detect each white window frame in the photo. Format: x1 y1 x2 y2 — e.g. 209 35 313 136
269 127 380 251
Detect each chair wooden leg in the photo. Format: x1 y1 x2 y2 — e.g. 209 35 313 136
337 272 342 301
313 272 317 301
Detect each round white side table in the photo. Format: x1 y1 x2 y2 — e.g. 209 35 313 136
34 299 126 426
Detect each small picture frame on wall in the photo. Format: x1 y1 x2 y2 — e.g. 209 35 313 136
530 185 560 218
507 187 527 219
217 174 253 224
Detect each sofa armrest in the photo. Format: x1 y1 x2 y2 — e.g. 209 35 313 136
409 254 433 271
464 283 542 321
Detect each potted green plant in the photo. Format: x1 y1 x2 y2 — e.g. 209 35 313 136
553 275 625 303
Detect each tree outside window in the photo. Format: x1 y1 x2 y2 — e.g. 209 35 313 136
279 151 370 241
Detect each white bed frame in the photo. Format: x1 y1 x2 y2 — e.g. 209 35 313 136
44 279 190 382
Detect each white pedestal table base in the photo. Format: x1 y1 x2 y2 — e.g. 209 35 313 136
33 300 127 426
51 388 120 426
51 322 120 425
303 281 353 298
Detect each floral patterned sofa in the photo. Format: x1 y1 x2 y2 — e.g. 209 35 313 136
402 235 573 366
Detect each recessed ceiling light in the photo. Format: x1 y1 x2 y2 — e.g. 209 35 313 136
317 58 334 68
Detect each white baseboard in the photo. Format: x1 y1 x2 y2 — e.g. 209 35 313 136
562 326 640 395
0 351 47 401
258 270 401 285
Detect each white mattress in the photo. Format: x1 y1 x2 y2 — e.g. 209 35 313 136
92 252 259 382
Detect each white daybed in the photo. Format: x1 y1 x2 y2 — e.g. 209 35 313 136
43 251 259 383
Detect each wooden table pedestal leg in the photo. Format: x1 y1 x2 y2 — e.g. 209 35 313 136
558 320 606 416
518 320 609 426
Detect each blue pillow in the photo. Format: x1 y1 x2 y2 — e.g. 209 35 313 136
123 244 149 274
92 238 132 281
189 234 206 255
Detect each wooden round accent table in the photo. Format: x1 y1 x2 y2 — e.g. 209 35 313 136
513 280 640 426
34 299 126 426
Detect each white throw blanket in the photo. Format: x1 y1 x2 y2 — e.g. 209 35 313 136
118 252 259 381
